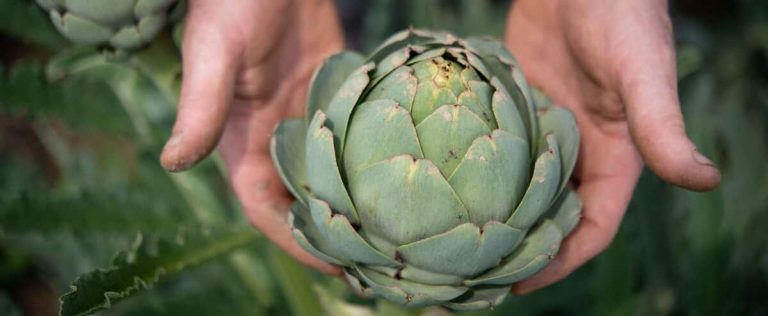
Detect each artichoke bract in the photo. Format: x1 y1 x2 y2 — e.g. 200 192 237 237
271 29 581 311
35 0 178 50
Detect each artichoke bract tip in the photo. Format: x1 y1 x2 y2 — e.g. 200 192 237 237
37 0 180 52
272 29 581 311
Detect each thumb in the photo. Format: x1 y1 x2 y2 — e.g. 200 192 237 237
620 20 720 191
160 1 241 172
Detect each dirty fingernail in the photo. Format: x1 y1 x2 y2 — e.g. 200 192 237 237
692 149 715 167
160 132 191 172
164 131 184 149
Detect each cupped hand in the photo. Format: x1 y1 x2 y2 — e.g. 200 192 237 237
160 0 344 275
505 0 721 294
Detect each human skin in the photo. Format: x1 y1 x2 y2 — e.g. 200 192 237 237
160 0 344 275
505 0 720 293
160 0 720 292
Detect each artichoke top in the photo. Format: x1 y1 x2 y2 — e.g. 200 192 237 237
36 0 179 50
271 29 581 311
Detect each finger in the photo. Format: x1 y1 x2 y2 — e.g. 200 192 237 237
617 8 720 191
513 134 643 294
227 153 342 275
160 2 241 172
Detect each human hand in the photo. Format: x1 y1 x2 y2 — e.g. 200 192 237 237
159 0 344 275
505 0 721 293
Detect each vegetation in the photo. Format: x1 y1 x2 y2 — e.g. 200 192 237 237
1 0 766 315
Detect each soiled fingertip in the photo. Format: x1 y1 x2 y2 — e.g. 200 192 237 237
160 152 193 172
160 132 204 172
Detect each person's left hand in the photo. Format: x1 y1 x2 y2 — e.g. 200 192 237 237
504 0 721 294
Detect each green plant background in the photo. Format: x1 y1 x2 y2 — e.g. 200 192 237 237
1 0 767 315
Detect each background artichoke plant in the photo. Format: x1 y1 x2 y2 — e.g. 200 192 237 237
271 29 582 310
2 0 767 315
35 0 179 51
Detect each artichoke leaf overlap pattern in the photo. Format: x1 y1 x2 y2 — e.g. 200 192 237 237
36 0 179 51
271 29 582 311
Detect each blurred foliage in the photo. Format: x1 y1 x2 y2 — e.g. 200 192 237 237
1 0 767 315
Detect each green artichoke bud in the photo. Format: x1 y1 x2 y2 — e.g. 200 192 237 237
35 0 179 50
271 29 581 311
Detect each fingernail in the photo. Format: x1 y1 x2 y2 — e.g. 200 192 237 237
164 131 184 149
692 149 715 167
160 132 191 172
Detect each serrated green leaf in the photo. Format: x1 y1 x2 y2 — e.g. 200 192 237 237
58 227 259 316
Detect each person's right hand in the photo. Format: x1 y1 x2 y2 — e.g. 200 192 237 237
159 0 344 275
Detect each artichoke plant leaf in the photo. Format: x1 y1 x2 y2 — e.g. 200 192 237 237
343 99 423 177
324 62 373 158
466 220 563 286
462 37 537 137
306 51 366 124
458 80 496 129
491 77 538 151
368 28 458 63
397 222 524 277
410 58 465 124
545 187 582 236
137 14 167 38
363 66 418 112
371 45 420 81
41 0 178 51
111 26 144 50
406 47 447 66
449 47 471 66
531 87 554 110
448 130 530 224
63 0 135 24
490 79 529 145
464 51 492 80
444 285 511 311
411 86 458 125
270 118 310 206
461 37 517 67
307 198 400 267
352 266 469 307
366 265 466 286
289 203 347 266
538 107 579 196
507 134 562 230
416 104 491 177
51 11 114 44
397 265 466 286
467 51 537 151
367 29 413 61
306 111 359 223
349 155 469 245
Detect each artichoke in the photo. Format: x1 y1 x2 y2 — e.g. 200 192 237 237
271 29 581 311
35 0 178 50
